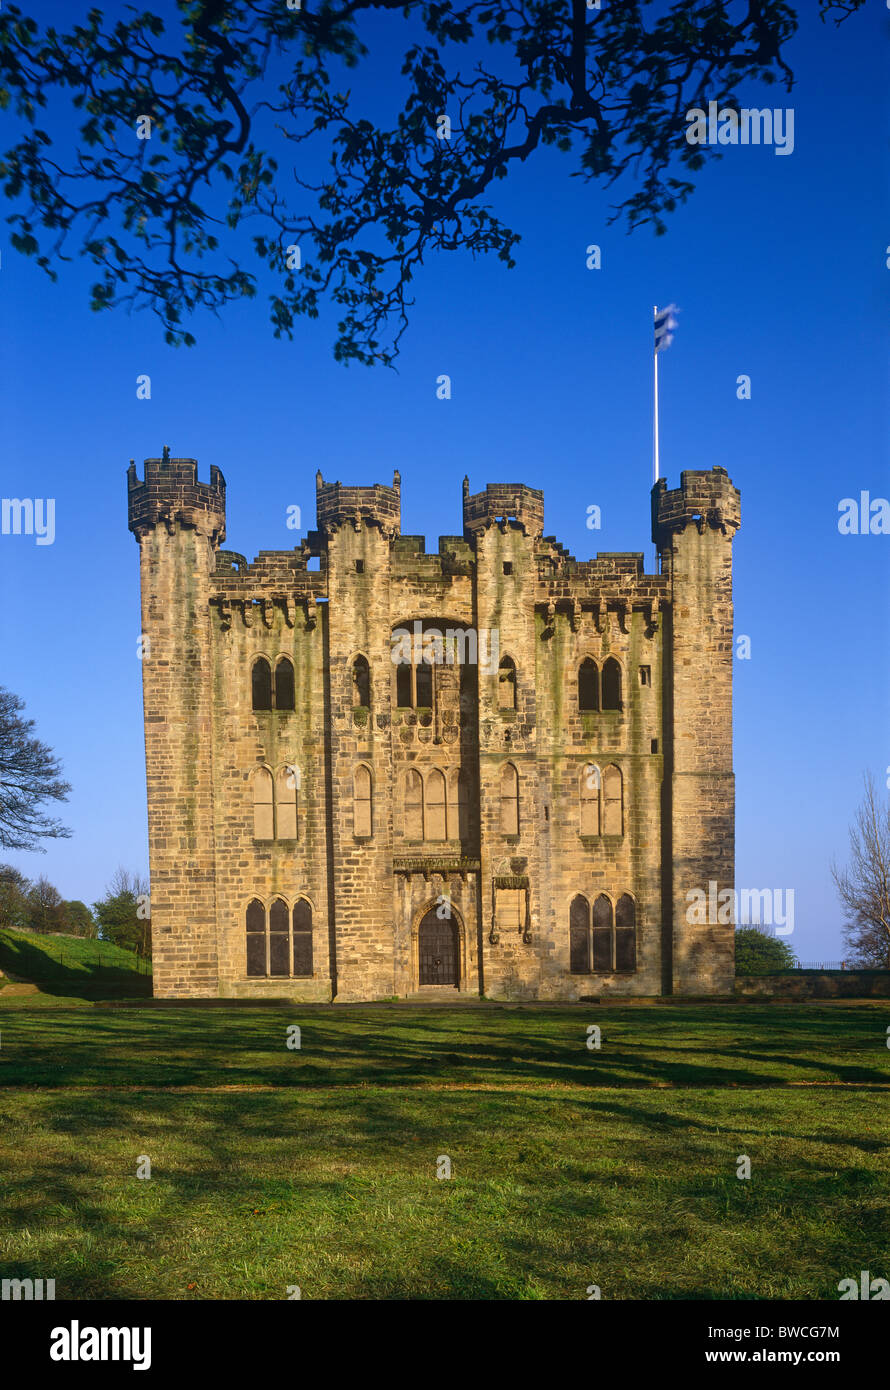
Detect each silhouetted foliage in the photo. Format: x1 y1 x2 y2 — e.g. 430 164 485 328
0 0 863 364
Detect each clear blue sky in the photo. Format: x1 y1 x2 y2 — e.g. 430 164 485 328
1 2 887 960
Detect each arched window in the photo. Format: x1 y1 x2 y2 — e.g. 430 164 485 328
570 895 590 973
615 894 636 973
246 898 266 976
500 762 519 836
275 658 295 711
276 766 298 840
252 657 272 711
602 657 622 711
592 895 613 972
404 768 424 839
578 658 599 712
498 656 517 710
353 765 372 837
603 765 623 836
253 767 274 840
292 899 313 977
580 764 601 836
448 768 470 841
352 655 371 708
415 659 433 709
269 897 289 976
396 660 412 708
426 769 446 840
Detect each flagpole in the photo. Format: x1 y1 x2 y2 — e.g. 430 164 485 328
653 303 659 485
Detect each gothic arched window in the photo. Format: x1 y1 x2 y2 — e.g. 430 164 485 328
580 763 601 836
578 658 599 712
426 769 447 840
603 765 623 836
602 657 622 711
292 899 313 977
276 766 298 840
269 897 289 976
615 893 637 973
448 768 470 841
275 658 295 711
253 767 274 840
252 658 272 711
353 765 372 838
592 894 614 972
404 768 424 839
246 898 266 976
352 655 371 708
570 895 590 973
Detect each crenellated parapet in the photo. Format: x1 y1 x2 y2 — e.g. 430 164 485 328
127 447 226 545
651 466 740 553
315 469 401 537
463 480 544 538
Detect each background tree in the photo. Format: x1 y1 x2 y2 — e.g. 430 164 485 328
59 899 97 938
0 0 863 365
94 868 151 957
734 926 797 975
26 874 64 934
0 687 71 851
0 863 31 929
831 772 890 969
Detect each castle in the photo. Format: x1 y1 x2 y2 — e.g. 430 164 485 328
128 451 741 1000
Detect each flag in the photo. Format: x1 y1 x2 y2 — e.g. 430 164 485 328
654 303 679 353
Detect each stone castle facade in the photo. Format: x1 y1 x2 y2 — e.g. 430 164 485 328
127 451 741 1000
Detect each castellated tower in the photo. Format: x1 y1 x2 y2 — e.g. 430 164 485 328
652 468 742 995
127 450 226 996
129 450 740 1002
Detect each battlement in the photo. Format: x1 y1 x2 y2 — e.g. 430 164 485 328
315 470 401 535
651 467 740 549
127 447 226 544
462 479 544 537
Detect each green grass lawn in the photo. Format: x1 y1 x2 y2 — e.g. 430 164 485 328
0 1000 887 1299
0 928 151 1001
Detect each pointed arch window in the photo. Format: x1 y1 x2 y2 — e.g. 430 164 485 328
498 656 517 710
580 763 601 836
592 895 613 972
570 895 590 973
602 657 622 711
292 899 313 977
426 769 447 840
246 898 266 976
448 768 470 841
253 767 274 840
269 897 290 976
500 762 520 836
275 658 295 710
353 765 372 838
352 655 371 708
276 766 298 840
245 897 315 979
252 658 272 711
396 660 412 708
603 764 623 836
615 894 637 973
578 658 599 712
415 660 433 709
404 768 424 839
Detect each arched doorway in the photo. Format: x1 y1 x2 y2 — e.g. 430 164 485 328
417 907 460 987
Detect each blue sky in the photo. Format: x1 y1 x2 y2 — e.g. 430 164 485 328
1 1 887 959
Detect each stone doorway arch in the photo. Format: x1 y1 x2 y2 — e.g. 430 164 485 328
417 905 461 987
